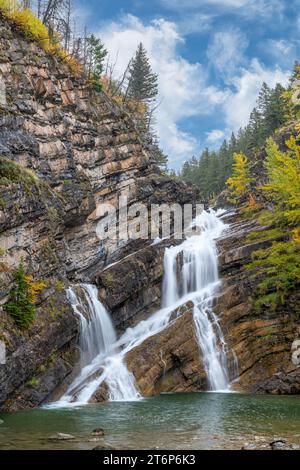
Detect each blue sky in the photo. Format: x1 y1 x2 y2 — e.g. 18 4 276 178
74 0 300 169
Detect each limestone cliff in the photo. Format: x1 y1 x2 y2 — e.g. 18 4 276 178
0 16 197 410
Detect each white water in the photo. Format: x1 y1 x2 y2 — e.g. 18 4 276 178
161 211 229 390
51 209 231 407
53 284 140 406
66 284 116 366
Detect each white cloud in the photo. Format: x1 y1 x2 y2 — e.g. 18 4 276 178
222 59 290 129
178 13 214 35
98 15 224 166
265 39 300 67
206 129 225 142
207 28 248 77
96 14 290 168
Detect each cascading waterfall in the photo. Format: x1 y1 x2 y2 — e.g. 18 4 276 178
51 209 231 408
52 284 140 406
162 211 230 390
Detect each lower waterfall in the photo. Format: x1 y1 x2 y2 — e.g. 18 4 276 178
51 209 231 407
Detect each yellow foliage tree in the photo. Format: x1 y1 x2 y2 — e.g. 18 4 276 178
226 152 253 199
24 275 46 305
262 133 300 225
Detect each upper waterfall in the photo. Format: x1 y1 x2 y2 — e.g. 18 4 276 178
161 209 230 390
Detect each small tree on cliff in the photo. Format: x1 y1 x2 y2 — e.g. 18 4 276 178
226 152 253 200
126 43 158 105
86 34 107 91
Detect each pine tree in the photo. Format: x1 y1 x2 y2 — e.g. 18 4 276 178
264 84 286 135
226 153 253 198
248 108 263 150
126 43 158 104
263 133 300 225
86 34 107 92
150 137 168 170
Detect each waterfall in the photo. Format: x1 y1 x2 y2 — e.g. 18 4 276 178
161 210 230 390
52 284 140 406
50 209 231 408
66 284 116 366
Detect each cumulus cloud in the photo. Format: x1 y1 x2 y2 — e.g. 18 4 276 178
222 59 290 129
98 15 225 166
96 14 289 168
206 129 225 142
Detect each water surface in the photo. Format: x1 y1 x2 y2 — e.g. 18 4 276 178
0 392 299 450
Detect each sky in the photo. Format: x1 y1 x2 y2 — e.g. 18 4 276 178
74 0 300 169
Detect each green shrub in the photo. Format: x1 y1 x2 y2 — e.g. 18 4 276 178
4 262 36 328
0 157 37 191
4 263 45 329
246 240 300 311
26 377 39 387
245 227 285 244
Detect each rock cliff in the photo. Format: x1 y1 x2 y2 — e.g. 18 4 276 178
217 212 300 394
0 16 198 410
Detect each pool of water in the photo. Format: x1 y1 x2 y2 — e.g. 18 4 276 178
0 392 299 450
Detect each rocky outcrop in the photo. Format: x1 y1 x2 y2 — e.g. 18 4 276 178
125 302 207 396
0 283 79 411
216 213 300 394
95 245 165 332
0 16 198 292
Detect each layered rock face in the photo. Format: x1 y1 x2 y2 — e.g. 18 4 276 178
1 16 298 411
216 213 300 394
0 283 80 411
0 17 195 287
0 17 198 410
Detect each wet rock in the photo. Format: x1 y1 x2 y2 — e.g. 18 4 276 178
216 213 300 393
270 438 287 450
91 428 105 437
242 443 257 450
93 444 116 450
49 433 75 441
124 303 207 397
253 370 300 395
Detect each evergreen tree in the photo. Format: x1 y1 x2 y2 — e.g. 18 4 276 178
86 34 107 77
150 137 168 171
126 43 158 104
180 76 291 198
264 84 286 135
